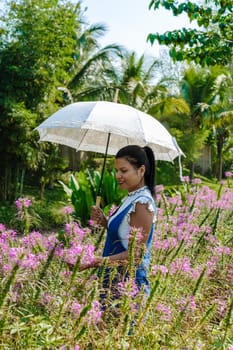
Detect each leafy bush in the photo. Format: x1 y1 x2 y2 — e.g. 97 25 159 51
60 169 126 225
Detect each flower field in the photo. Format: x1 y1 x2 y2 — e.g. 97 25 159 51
0 178 233 349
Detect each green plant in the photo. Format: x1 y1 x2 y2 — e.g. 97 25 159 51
60 169 126 226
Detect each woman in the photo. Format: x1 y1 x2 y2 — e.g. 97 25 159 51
80 145 157 299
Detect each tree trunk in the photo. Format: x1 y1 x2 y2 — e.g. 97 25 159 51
189 161 195 180
216 139 223 181
0 166 19 201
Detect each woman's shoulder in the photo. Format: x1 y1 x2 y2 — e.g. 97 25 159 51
129 186 154 201
128 187 156 213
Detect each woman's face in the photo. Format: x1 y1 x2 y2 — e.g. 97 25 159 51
115 157 145 192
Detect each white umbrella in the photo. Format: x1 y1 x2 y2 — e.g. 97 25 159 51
35 101 184 201
36 101 184 160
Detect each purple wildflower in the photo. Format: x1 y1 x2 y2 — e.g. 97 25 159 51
62 206 73 215
151 265 168 275
71 301 82 316
15 197 32 210
117 278 139 297
192 178 202 185
182 176 190 183
225 171 233 178
155 184 164 193
87 300 102 324
177 295 197 311
65 222 85 241
0 223 6 232
129 226 144 242
156 302 172 321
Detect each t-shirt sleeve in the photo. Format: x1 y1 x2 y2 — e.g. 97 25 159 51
127 195 157 223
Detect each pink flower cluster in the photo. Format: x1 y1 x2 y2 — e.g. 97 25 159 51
129 226 144 242
117 278 139 297
62 206 73 215
225 171 233 178
156 302 172 321
15 197 32 211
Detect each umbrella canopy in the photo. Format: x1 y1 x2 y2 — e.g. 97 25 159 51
35 101 184 162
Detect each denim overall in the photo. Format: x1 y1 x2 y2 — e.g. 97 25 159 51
101 195 156 298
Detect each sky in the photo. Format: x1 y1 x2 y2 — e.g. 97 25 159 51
81 0 194 57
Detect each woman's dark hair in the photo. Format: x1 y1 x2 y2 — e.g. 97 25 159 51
115 145 156 197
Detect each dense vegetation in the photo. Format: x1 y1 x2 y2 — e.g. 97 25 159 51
0 178 233 349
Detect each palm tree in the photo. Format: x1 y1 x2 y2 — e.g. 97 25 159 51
213 112 233 180
178 65 232 178
66 23 124 102
54 22 125 168
202 71 233 180
110 51 167 112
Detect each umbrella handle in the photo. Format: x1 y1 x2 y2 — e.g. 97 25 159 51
96 196 101 207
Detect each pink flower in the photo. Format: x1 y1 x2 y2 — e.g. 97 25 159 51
88 219 99 228
192 178 202 184
62 206 73 215
177 295 196 311
117 278 139 297
15 197 32 210
87 300 102 324
108 204 119 216
129 226 143 242
15 199 23 211
40 293 53 305
225 171 233 178
65 222 85 240
151 265 168 275
0 223 6 232
63 243 95 266
156 302 172 321
182 176 190 183
71 302 82 315
155 184 164 193
20 253 40 270
215 246 231 255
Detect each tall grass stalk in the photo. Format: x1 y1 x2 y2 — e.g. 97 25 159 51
128 232 136 279
0 260 21 337
168 239 185 264
34 243 57 301
173 304 216 350
210 207 221 235
53 255 82 332
136 279 160 326
168 268 206 343
222 295 233 346
192 267 206 296
0 261 21 310
94 226 106 251
198 207 214 227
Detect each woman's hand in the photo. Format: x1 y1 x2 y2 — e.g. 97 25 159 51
79 257 103 271
91 206 107 228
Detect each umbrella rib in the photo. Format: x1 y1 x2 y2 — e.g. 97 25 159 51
75 129 88 151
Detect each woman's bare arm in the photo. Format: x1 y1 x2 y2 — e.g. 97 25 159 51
129 202 154 258
79 202 154 271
